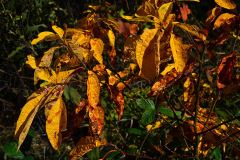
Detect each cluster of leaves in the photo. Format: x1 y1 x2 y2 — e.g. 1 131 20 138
13 0 240 159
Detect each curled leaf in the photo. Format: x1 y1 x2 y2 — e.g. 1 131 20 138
31 31 56 45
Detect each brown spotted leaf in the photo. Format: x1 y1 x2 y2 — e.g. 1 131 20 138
176 23 206 40
158 2 173 22
66 39 84 62
102 18 120 33
217 53 236 88
69 136 106 160
89 103 104 136
87 71 100 107
46 97 67 150
90 38 104 64
136 1 157 17
39 47 60 68
213 13 238 30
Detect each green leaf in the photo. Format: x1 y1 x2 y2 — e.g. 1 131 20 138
158 107 174 118
69 87 81 104
141 109 156 125
27 24 48 34
211 147 222 160
136 99 155 110
23 155 34 160
63 86 70 100
3 142 25 159
129 128 147 135
86 148 99 160
40 82 51 87
8 46 25 58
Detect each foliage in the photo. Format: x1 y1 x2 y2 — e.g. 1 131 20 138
1 0 240 159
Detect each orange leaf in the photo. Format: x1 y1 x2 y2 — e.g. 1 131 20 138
69 136 106 160
87 71 100 107
215 0 236 10
90 38 104 64
213 13 238 30
89 103 104 136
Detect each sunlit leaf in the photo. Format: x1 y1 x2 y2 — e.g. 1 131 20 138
215 0 236 10
158 2 173 22
102 18 120 33
213 13 238 30
66 39 84 62
135 1 157 17
170 34 193 72
178 0 200 1
69 136 106 160
90 38 104 64
31 31 56 45
46 97 67 150
26 55 37 69
160 64 175 76
136 28 159 79
52 25 64 38
146 120 164 131
87 71 100 107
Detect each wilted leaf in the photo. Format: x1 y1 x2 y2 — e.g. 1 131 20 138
170 34 193 73
90 38 104 64
136 28 159 79
89 104 104 135
136 1 157 17
31 31 56 45
158 2 173 22
69 136 106 160
46 97 67 150
176 23 206 40
215 0 236 10
87 71 100 107
52 25 64 38
217 53 236 88
204 6 221 32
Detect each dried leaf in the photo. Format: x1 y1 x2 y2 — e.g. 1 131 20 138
39 47 60 68
46 97 67 150
90 38 104 64
136 1 157 17
49 69 75 84
87 71 100 107
52 25 64 38
31 31 56 45
69 136 106 160
124 35 139 62
176 23 206 40
170 34 193 73
217 53 236 88
204 6 221 32
89 104 104 135
102 18 120 33
215 0 236 10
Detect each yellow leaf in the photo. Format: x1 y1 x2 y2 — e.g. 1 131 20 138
121 15 134 20
46 97 67 150
178 0 200 2
66 39 84 62
39 47 60 68
215 0 236 10
107 30 115 48
102 18 120 32
90 38 104 64
72 32 91 46
170 34 192 72
31 31 55 45
15 87 52 151
176 23 206 40
52 25 64 38
35 68 51 83
49 69 75 84
146 120 163 131
158 2 173 22
69 136 106 160
136 28 159 80
135 1 156 17
87 71 100 107
89 104 105 135
160 64 175 76
213 13 237 30
26 55 37 69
